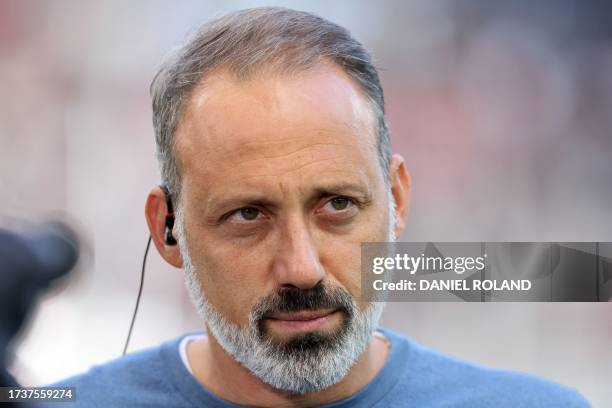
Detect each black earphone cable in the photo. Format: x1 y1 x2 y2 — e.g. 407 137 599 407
122 235 152 356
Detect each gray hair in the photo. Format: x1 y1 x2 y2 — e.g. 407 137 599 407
151 6 391 203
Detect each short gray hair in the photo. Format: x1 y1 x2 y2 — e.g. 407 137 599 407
151 6 391 203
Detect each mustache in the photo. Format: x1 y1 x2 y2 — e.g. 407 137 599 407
251 282 356 324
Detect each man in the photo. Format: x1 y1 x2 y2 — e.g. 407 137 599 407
53 7 589 407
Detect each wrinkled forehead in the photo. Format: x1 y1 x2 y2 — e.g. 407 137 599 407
174 63 381 195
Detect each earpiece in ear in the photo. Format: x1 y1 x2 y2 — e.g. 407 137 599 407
159 185 177 246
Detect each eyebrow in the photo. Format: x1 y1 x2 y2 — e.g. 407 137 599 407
204 181 373 217
310 182 373 203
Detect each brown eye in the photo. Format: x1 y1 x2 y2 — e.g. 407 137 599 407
330 197 350 211
227 207 262 222
239 207 260 220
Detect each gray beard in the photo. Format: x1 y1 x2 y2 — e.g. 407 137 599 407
176 192 396 394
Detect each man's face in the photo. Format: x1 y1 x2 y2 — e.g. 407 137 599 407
173 62 394 392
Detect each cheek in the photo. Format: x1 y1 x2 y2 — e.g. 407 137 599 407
187 229 273 327
319 205 389 299
320 242 362 297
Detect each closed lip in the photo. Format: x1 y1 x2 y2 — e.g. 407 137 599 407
266 309 337 321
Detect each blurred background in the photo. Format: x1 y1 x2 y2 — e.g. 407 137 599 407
1 0 611 405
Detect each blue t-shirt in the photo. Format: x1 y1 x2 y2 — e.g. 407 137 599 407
44 327 590 407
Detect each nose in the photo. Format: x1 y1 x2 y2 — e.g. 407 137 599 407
272 217 325 290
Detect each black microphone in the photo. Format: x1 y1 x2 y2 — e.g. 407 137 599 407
0 221 79 388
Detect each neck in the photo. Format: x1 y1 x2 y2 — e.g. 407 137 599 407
187 328 389 407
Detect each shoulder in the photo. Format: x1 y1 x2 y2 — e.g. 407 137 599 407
45 336 188 408
379 328 590 407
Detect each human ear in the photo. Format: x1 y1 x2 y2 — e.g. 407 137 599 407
388 154 411 238
144 186 183 268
